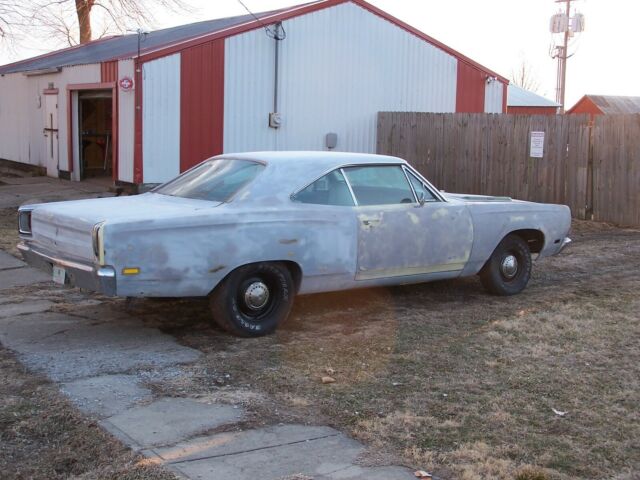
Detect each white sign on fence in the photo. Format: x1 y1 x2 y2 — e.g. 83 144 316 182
530 131 545 158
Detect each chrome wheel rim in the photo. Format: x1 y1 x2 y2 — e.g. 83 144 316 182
243 281 270 310
500 254 518 279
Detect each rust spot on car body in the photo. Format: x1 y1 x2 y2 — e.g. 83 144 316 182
279 238 298 245
209 265 226 273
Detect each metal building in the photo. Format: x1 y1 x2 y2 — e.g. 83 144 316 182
507 85 560 115
0 0 508 186
567 95 640 116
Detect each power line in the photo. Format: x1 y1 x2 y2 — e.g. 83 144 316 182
236 0 286 40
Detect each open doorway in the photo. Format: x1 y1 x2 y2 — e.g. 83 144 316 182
78 90 113 179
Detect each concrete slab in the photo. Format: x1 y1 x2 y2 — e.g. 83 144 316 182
0 312 201 381
165 427 414 480
0 266 50 290
102 397 244 448
61 374 153 418
0 299 53 318
0 177 56 185
153 424 339 464
0 250 24 270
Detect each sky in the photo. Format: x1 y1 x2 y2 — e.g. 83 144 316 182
1 0 638 108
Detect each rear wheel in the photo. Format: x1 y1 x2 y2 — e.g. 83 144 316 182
210 262 294 337
479 234 532 295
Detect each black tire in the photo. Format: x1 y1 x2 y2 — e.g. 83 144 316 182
479 234 532 296
209 262 295 337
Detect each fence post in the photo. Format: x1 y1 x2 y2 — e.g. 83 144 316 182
585 119 594 220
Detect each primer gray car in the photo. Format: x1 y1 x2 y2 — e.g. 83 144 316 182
17 152 571 336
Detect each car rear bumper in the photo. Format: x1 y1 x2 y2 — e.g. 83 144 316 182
17 242 116 296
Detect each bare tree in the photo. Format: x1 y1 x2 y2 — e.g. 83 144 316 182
1 0 190 48
0 1 35 42
511 60 542 93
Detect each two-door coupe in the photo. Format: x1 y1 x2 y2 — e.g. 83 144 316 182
18 152 571 336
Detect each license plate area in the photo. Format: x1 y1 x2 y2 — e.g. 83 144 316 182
52 265 66 285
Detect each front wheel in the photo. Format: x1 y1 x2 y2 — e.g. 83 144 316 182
479 234 532 296
210 262 295 337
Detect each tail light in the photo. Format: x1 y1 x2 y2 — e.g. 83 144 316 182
18 208 33 235
92 221 105 264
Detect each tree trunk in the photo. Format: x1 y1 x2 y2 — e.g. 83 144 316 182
75 0 94 44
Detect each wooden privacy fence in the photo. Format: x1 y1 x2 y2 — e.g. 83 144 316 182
377 112 640 227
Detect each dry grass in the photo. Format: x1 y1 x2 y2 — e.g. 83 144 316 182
137 220 640 479
0 347 177 480
0 208 20 256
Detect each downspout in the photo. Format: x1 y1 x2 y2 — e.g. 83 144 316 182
274 22 281 115
269 22 285 144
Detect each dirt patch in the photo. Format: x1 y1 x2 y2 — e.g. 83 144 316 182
126 220 640 480
0 346 177 480
0 208 19 257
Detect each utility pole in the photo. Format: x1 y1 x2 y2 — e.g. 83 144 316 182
550 0 584 113
556 0 571 112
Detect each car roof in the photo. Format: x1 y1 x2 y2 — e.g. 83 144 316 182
216 151 406 169
207 151 410 205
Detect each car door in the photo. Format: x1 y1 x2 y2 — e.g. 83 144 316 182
342 165 473 280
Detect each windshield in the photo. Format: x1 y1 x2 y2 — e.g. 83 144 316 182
154 159 265 202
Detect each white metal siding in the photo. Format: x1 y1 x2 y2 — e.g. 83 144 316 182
117 60 135 182
224 28 277 152
224 2 457 154
0 74 30 165
142 54 180 183
0 64 100 178
484 81 503 113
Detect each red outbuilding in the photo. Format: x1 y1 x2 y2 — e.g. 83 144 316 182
507 85 559 115
567 95 640 117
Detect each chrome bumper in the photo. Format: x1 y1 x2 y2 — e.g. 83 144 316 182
559 237 572 252
17 242 116 296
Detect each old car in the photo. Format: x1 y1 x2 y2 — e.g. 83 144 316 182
18 152 571 336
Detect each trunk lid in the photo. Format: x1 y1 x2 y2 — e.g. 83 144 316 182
30 193 220 262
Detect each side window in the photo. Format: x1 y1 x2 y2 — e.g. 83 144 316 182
292 170 355 206
406 170 437 202
343 165 415 206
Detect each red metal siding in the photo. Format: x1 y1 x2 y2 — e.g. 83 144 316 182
179 39 225 172
456 61 485 113
101 60 118 83
508 106 558 115
134 60 144 183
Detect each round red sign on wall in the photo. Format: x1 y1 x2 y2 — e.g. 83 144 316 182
119 76 134 91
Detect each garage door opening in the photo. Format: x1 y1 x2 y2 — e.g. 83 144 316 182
78 90 113 179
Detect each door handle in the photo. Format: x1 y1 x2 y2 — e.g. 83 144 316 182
362 218 381 227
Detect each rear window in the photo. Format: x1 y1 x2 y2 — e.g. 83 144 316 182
292 170 355 206
154 159 264 202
